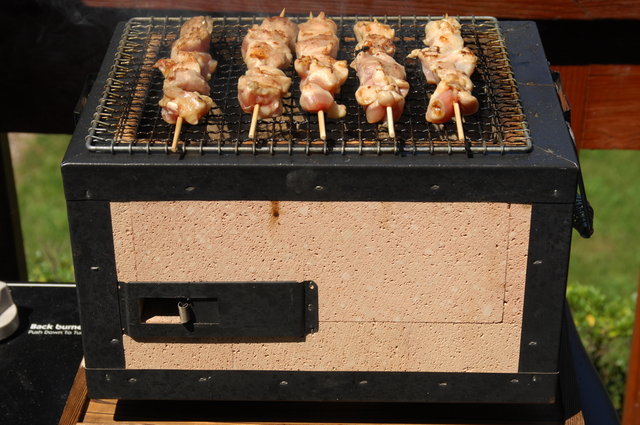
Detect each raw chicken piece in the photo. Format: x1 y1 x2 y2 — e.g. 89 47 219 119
409 16 479 124
350 29 409 125
155 16 216 125
159 89 213 125
294 13 348 118
238 13 298 120
238 66 291 119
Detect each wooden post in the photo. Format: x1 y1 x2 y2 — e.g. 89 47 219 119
0 133 27 281
622 277 640 425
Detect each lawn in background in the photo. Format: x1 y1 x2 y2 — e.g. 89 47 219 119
566 148 640 413
10 133 74 282
569 149 640 299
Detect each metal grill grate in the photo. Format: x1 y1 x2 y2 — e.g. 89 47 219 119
86 16 532 155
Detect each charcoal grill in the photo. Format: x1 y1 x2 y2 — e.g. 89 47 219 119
63 15 579 406
87 16 530 155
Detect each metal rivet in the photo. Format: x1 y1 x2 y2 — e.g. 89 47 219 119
309 284 315 290
280 380 288 386
85 190 92 199
430 184 440 191
307 304 313 311
552 189 560 198
90 266 100 271
105 374 111 382
529 341 538 346
510 379 519 384
110 338 119 344
185 186 195 192
199 377 210 382
438 382 448 387
314 185 325 191
533 260 543 265
128 377 137 383
359 380 368 385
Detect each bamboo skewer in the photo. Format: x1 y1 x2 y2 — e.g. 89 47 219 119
318 110 326 140
454 101 473 156
387 106 395 138
453 102 464 142
249 104 260 139
245 8 286 140
171 116 183 152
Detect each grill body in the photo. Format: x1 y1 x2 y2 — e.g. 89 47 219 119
62 18 578 404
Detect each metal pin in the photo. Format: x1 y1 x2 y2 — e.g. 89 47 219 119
178 301 191 324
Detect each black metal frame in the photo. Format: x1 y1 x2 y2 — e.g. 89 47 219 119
63 20 579 403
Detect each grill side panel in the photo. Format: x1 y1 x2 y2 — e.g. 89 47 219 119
111 200 531 373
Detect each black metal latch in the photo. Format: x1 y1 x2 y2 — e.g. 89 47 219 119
551 69 594 239
121 281 318 339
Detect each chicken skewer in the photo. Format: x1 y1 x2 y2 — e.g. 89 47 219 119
408 16 479 142
351 20 409 138
238 9 298 139
154 16 216 152
294 12 349 140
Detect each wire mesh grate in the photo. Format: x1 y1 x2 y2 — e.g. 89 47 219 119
86 15 532 155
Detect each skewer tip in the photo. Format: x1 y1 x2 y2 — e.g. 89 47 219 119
309 11 314 19
386 106 395 139
318 110 326 140
280 8 286 17
171 116 183 152
248 103 260 139
453 101 464 141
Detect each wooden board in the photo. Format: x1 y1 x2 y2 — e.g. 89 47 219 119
81 0 640 19
552 65 640 150
622 278 640 425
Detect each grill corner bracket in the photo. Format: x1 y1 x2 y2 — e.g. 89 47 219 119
303 280 319 334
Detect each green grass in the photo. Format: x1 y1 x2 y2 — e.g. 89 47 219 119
11 134 74 282
568 149 640 298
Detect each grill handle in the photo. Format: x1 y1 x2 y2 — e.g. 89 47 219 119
551 70 594 239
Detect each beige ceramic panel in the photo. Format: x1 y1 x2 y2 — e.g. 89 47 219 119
503 203 531 324
123 321 522 372
111 201 531 324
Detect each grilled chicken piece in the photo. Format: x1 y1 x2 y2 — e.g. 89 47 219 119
156 16 216 126
298 13 337 39
172 16 214 53
241 26 293 69
238 66 292 119
424 17 462 51
296 33 340 58
179 15 214 39
351 47 409 123
260 16 299 50
170 50 218 78
238 14 298 119
425 70 478 123
351 20 408 123
295 55 349 93
407 46 476 84
409 16 479 124
155 60 211 96
294 12 348 118
353 20 395 44
159 90 213 125
355 34 396 56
